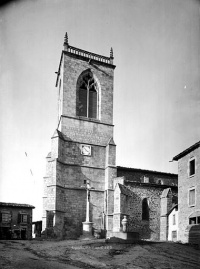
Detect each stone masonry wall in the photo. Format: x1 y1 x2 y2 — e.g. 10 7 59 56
60 117 114 146
62 53 114 125
43 46 116 238
160 190 173 241
61 188 86 238
59 139 106 169
53 188 104 238
56 161 105 190
90 190 104 230
124 183 177 240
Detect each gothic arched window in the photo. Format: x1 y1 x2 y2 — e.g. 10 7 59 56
77 71 98 119
142 198 149 221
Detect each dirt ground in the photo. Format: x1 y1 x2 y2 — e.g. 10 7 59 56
0 239 199 269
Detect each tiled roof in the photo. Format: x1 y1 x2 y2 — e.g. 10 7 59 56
173 141 200 161
124 180 178 189
0 202 35 209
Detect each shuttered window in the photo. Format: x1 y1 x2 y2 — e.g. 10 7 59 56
78 72 98 119
1 212 11 223
18 213 29 224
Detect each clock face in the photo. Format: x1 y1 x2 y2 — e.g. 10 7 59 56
81 145 91 156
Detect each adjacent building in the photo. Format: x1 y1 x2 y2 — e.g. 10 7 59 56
32 220 42 238
167 204 178 241
0 202 34 240
173 141 200 244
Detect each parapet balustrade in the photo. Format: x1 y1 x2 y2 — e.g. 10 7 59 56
67 45 112 64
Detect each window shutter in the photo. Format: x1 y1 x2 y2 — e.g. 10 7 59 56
79 88 87 116
27 214 30 224
89 89 97 118
18 213 21 223
8 212 12 223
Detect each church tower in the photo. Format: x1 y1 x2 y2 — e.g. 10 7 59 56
42 33 116 238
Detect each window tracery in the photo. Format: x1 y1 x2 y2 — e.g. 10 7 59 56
77 71 98 119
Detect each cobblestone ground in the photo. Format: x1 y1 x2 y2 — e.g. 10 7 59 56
0 239 199 269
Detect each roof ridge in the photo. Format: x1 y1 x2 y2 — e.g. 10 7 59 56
117 166 177 176
173 140 200 161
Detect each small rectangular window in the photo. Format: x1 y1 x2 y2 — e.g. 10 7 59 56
189 159 195 176
172 231 177 241
18 213 28 224
21 214 27 223
189 217 196 224
189 188 195 206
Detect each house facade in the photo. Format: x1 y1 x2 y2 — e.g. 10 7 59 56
42 33 178 240
0 202 34 240
167 204 178 241
173 141 200 244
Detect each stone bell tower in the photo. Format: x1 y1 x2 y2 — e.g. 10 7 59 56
42 33 116 238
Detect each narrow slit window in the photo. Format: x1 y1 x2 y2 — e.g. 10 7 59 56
173 214 176 225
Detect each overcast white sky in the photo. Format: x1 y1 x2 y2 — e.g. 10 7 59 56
0 0 200 221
